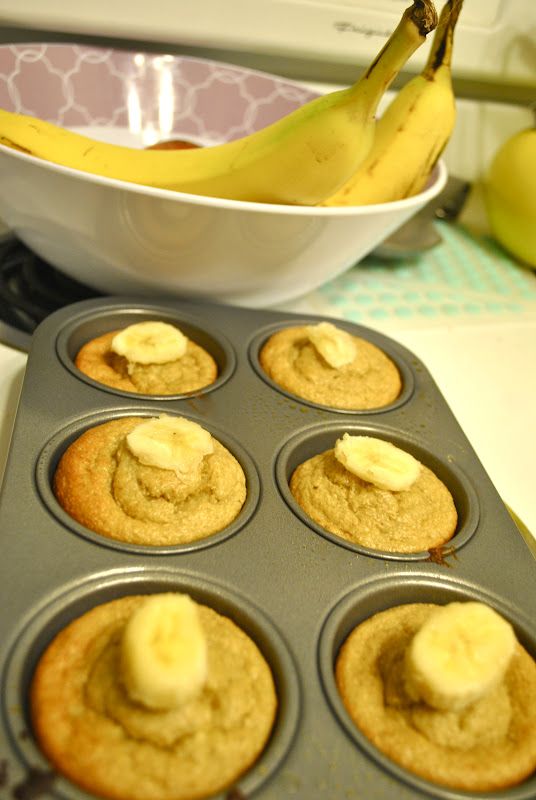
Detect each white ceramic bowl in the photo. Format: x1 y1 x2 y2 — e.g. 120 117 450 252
0 44 447 307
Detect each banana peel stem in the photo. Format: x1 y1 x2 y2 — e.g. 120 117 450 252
349 0 438 117
410 0 440 37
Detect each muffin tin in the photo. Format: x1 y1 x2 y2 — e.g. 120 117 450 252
1 296 535 800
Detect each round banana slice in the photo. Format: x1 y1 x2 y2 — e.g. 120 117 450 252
111 321 188 365
404 601 517 712
126 414 214 477
120 593 208 710
305 322 357 369
334 433 421 491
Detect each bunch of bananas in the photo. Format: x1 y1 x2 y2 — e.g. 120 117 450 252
0 0 463 208
325 0 463 206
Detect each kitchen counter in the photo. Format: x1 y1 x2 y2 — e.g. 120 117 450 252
1 221 535 540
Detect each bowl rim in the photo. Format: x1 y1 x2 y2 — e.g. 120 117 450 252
0 140 447 216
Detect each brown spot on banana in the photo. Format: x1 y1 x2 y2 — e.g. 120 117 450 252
423 0 464 79
404 142 442 196
0 136 31 154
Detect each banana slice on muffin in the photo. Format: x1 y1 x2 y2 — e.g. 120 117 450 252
75 320 218 395
335 600 536 792
404 601 516 712
121 593 208 710
334 433 421 492
305 322 357 368
126 415 214 476
53 415 246 546
112 320 189 365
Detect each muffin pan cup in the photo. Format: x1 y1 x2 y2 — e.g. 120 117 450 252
1 296 535 800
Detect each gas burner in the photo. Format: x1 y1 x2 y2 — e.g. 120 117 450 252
0 238 100 348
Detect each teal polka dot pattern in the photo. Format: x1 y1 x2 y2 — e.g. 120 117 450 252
310 221 536 324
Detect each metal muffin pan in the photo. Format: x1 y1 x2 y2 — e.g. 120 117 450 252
1 296 535 800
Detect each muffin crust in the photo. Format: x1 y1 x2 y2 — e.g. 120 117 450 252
31 595 277 800
335 603 536 792
259 325 401 410
290 447 457 552
53 417 246 546
75 329 217 395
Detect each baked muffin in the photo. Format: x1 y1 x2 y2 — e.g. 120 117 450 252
259 322 401 410
290 434 457 552
75 320 218 395
53 415 246 546
335 601 536 792
31 592 278 800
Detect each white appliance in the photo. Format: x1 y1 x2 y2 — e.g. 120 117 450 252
0 0 535 540
0 0 534 90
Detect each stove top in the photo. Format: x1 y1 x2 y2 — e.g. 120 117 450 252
0 237 100 351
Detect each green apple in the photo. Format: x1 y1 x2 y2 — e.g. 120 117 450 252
484 126 536 268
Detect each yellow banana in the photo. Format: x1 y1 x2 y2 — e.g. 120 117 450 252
0 1 437 206
324 0 462 206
